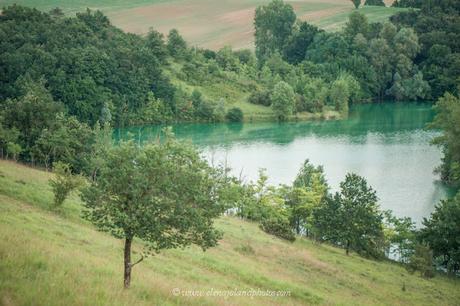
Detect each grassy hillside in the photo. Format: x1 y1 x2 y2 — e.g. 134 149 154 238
0 160 459 305
0 0 408 49
164 60 340 122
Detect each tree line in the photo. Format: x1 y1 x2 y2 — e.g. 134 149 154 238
251 0 459 111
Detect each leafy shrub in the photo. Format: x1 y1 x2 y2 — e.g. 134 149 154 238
407 244 435 278
196 101 215 121
248 89 272 106
226 107 244 122
49 162 85 208
260 218 296 242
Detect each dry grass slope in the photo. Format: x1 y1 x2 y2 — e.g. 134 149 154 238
0 160 459 305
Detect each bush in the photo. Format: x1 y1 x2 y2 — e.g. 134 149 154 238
407 244 435 278
248 89 272 106
226 107 244 122
196 101 215 121
260 218 296 242
49 162 85 208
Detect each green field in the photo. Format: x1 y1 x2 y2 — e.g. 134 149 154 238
0 160 459 305
0 0 407 49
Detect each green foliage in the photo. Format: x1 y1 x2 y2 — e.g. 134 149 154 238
344 11 369 39
283 21 321 64
146 29 168 63
216 46 241 72
313 173 385 258
6 142 22 161
271 81 296 121
298 77 329 112
293 159 328 190
82 132 225 286
254 0 296 62
392 0 423 8
226 107 244 122
288 160 328 236
248 89 272 107
1 79 63 161
167 29 187 59
336 173 385 257
430 92 460 187
82 134 225 248
260 217 296 241
0 121 20 159
384 213 416 263
419 192 460 274
329 77 351 113
365 0 385 6
390 1 460 98
407 244 435 278
49 162 84 208
32 114 95 172
0 6 174 126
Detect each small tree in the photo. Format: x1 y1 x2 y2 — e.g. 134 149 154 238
82 133 225 288
337 173 384 257
288 160 328 235
226 107 244 122
254 0 296 62
407 244 435 278
271 81 296 121
419 192 460 274
344 11 369 38
49 162 84 208
313 173 385 257
384 213 417 263
6 142 22 161
167 29 187 58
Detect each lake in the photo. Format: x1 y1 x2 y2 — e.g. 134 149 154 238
116 103 452 224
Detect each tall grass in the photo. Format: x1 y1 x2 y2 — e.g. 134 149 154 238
0 160 459 305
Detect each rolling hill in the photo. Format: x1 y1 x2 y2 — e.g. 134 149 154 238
0 0 408 49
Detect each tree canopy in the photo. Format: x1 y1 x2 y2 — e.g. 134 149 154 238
82 133 226 287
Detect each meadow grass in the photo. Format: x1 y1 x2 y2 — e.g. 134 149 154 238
313 6 410 31
0 160 459 305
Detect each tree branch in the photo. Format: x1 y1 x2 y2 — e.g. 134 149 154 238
130 254 144 267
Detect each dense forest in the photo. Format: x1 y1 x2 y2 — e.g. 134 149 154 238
0 0 459 288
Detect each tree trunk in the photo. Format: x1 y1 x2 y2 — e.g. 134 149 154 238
124 236 132 288
346 240 350 255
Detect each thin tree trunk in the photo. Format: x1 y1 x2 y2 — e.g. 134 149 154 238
346 240 350 255
124 236 132 288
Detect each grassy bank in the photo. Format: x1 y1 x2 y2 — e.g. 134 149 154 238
0 160 459 305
